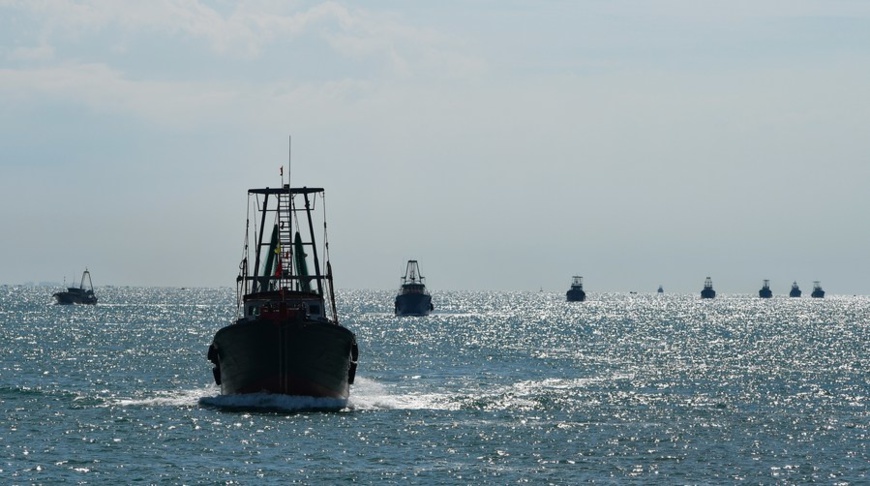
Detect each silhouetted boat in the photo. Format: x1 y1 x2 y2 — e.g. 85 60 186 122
789 281 802 297
53 269 97 305
566 276 586 302
394 260 434 316
207 178 358 402
811 281 825 298
700 277 716 299
657 285 664 294
758 279 772 298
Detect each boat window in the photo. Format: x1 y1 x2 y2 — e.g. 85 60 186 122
309 303 321 316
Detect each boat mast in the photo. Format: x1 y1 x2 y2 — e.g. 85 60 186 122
81 268 93 291
303 191 324 295
252 191 271 294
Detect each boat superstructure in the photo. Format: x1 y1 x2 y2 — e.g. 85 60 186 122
207 180 358 400
394 260 434 316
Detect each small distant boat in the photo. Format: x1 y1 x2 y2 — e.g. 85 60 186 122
657 285 664 294
758 279 772 298
566 276 586 302
789 281 802 297
394 260 434 316
207 174 358 401
700 276 716 299
811 281 825 298
53 269 97 305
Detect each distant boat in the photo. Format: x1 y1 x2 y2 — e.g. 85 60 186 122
566 276 586 302
758 279 772 298
789 281 802 298
207 178 358 401
811 281 825 298
700 277 716 299
394 260 434 316
53 269 97 305
657 285 664 294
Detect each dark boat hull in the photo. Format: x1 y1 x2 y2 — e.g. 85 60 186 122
566 289 586 302
53 291 97 305
759 289 772 298
395 293 433 316
210 318 357 399
700 289 716 299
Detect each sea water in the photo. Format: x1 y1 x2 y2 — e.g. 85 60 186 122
1 287 867 483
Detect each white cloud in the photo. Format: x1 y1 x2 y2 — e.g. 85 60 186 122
0 1 487 128
7 45 55 61
2 0 484 76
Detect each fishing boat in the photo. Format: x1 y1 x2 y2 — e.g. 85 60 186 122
207 178 358 401
789 281 802 297
758 279 772 298
811 281 825 298
394 260 434 316
700 276 716 299
53 269 97 305
657 285 664 294
566 276 586 302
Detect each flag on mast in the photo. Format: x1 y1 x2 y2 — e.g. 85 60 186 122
274 245 283 277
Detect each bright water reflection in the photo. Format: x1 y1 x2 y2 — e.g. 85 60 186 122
0 287 867 483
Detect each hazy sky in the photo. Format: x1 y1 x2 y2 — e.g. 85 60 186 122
2 1 869 294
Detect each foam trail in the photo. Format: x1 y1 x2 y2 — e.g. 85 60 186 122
113 386 217 408
347 377 460 411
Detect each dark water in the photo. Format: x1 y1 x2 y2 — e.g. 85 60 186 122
1 287 867 483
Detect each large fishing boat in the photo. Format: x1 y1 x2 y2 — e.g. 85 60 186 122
207 178 358 401
566 276 586 302
758 279 772 298
789 281 802 297
811 281 825 298
53 269 97 305
394 260 434 316
700 276 716 299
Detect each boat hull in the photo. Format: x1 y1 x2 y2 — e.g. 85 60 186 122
53 291 97 305
210 318 357 399
566 289 586 302
395 293 433 316
565 290 586 302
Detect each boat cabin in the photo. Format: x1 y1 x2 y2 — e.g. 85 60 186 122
240 290 326 322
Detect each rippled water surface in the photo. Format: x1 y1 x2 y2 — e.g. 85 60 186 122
1 287 867 483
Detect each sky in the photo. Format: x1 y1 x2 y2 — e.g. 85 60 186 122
2 1 869 294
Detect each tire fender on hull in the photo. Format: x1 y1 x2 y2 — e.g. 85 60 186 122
207 343 222 385
348 339 359 385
